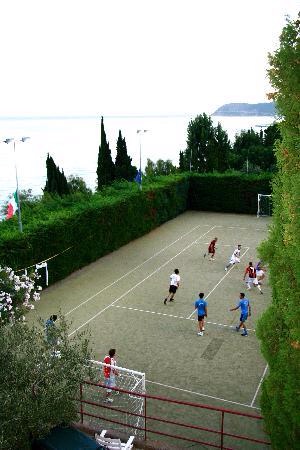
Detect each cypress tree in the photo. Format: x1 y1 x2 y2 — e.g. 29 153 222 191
96 116 115 189
44 154 70 196
115 130 137 181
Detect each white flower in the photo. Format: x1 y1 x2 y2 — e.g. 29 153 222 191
33 292 40 301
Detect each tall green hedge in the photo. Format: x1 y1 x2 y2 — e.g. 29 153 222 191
0 175 190 285
188 172 272 214
0 172 272 287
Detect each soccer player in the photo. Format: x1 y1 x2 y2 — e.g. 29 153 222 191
194 293 207 336
164 269 180 304
103 348 118 403
243 262 263 294
45 314 58 345
229 293 251 337
256 260 266 283
225 244 242 271
203 237 218 261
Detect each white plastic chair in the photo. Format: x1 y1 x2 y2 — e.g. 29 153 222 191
95 430 135 450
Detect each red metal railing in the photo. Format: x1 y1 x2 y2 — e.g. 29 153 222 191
77 381 271 449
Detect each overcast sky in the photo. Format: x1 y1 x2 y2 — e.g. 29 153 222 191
0 0 298 117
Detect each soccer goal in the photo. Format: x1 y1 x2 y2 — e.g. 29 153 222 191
257 194 272 217
82 360 146 438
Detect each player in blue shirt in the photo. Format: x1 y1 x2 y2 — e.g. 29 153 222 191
194 293 207 336
230 293 251 336
45 314 58 345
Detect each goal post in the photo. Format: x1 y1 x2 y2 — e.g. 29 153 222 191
257 194 272 217
81 360 146 438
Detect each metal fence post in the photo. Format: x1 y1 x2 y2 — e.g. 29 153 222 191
144 395 147 441
80 383 84 424
220 411 224 449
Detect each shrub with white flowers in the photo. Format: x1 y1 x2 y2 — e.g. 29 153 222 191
0 266 42 325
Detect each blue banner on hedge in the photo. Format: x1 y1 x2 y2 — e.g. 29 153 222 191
134 169 142 185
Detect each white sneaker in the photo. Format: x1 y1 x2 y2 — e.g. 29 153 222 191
197 331 203 336
105 397 113 403
225 267 227 271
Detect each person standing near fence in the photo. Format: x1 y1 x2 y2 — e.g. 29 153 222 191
203 237 218 261
45 314 58 345
103 348 118 403
225 244 242 271
229 293 251 337
164 269 180 304
194 293 207 336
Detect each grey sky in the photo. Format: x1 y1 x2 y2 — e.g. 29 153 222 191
0 0 298 116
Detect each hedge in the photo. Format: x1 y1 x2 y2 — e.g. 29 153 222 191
188 172 273 214
0 172 272 287
0 175 190 285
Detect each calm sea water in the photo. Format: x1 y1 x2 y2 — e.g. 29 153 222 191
0 115 274 203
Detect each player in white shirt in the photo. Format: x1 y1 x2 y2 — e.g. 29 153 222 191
164 269 180 304
225 245 242 271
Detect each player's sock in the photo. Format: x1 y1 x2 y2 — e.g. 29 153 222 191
164 298 167 305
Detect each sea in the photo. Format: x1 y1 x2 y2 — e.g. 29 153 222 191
0 115 275 204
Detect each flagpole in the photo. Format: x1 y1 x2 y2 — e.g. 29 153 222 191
3 137 30 233
136 129 148 191
13 140 23 233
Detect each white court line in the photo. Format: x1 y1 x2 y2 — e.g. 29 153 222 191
146 380 260 410
68 226 217 336
112 305 256 333
65 223 211 316
187 247 250 319
250 364 268 407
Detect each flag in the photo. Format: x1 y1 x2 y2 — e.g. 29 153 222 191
6 191 18 220
134 169 142 184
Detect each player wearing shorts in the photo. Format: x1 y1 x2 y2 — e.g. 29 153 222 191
203 237 218 261
164 269 180 304
194 293 207 336
230 293 251 336
225 244 242 271
103 348 118 402
256 260 266 283
243 262 263 294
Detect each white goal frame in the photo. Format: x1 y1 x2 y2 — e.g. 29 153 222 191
257 194 272 217
85 359 146 438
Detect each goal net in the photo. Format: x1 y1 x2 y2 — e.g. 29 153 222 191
257 194 272 217
81 360 145 438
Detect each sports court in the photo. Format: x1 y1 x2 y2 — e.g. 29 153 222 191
28 211 271 447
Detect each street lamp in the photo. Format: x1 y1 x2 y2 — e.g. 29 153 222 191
136 129 148 190
3 137 30 232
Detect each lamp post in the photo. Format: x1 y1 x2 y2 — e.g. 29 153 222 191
136 129 148 190
3 137 30 232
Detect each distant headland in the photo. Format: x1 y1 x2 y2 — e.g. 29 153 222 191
212 102 276 116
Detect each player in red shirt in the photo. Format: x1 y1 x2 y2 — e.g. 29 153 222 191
243 262 263 294
103 348 118 403
204 237 218 261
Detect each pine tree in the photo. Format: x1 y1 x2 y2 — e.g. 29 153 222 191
115 130 137 181
96 117 115 189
